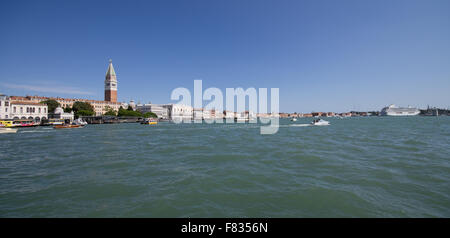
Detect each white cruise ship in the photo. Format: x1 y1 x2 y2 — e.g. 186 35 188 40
380 104 420 116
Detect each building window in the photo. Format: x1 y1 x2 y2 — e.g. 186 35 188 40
5 102 9 106
44 108 46 113
20 107 23 113
39 108 41 113
5 115 8 119
5 108 8 112
13 107 16 113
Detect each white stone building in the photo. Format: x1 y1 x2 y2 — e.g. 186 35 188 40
52 107 74 123
210 110 224 119
9 100 48 122
201 109 212 120
193 108 203 120
0 94 11 119
163 104 193 122
224 110 235 119
136 104 169 119
127 100 137 110
11 96 123 116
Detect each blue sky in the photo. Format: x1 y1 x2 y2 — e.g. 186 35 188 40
1 0 449 112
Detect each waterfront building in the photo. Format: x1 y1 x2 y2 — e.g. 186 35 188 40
235 111 247 121
297 113 308 117
210 110 224 119
266 113 280 118
279 113 289 118
9 100 48 122
341 112 352 117
224 111 235 119
193 108 214 120
234 111 256 122
193 108 205 120
202 109 212 119
11 96 123 117
50 107 74 123
245 111 256 120
0 94 10 119
126 100 137 110
136 103 169 119
163 104 193 121
311 112 327 117
256 113 271 118
209 110 216 119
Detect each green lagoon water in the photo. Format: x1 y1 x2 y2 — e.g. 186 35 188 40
1 117 449 217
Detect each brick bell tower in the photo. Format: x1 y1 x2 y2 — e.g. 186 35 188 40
104 59 117 102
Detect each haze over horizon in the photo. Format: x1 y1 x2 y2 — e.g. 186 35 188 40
1 0 449 112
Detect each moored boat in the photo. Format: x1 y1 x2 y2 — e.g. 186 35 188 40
47 119 65 126
53 124 83 129
73 118 88 125
2 119 38 127
0 120 14 127
0 124 18 133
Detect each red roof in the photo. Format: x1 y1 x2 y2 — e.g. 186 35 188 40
10 101 45 106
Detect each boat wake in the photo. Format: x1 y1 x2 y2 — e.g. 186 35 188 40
19 130 52 133
290 124 311 127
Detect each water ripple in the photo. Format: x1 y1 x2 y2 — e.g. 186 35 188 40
0 117 449 217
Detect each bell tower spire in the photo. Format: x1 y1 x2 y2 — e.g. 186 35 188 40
105 59 117 102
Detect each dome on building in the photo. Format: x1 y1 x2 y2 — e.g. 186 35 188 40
54 107 64 114
129 100 136 109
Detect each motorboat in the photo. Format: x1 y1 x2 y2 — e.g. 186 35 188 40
311 118 330 126
141 118 158 125
291 118 297 122
73 118 88 125
0 124 18 133
54 124 83 129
